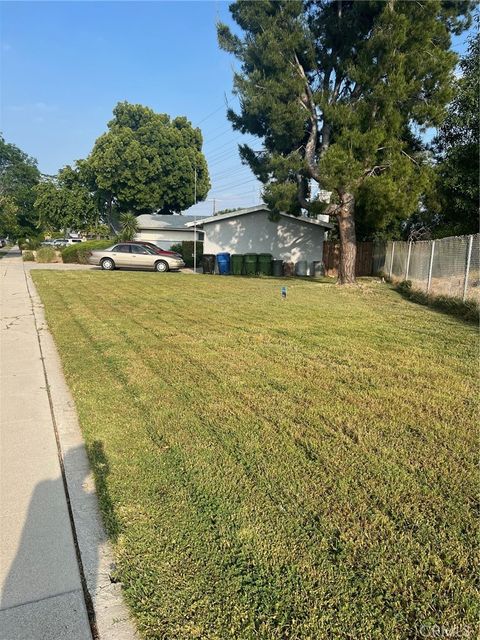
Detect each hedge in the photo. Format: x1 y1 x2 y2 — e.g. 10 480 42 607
35 246 57 263
61 239 114 264
170 241 203 268
18 236 43 250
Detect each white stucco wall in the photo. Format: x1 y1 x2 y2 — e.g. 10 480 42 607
202 210 325 274
135 228 203 247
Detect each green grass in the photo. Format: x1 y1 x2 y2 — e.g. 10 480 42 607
31 271 479 640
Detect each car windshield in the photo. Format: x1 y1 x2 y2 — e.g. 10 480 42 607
142 245 158 254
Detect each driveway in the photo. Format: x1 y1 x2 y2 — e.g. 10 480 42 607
24 262 97 271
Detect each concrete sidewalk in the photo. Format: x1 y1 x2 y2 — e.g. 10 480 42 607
0 249 92 639
1 250 138 640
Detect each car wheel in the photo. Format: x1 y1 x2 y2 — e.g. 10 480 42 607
155 260 169 272
101 258 115 271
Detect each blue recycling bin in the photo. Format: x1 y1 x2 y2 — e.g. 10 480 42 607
216 252 231 275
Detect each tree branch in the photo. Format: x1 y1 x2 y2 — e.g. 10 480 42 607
296 174 311 210
364 164 389 177
320 123 331 157
293 52 319 181
331 75 344 102
401 149 420 165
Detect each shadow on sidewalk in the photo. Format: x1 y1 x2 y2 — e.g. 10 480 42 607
0 442 117 631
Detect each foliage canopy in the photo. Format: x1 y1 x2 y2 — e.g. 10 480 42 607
34 165 102 234
218 0 473 280
0 136 40 240
88 102 210 215
428 31 479 236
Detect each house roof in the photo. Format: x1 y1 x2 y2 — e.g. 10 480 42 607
136 214 208 231
184 204 333 229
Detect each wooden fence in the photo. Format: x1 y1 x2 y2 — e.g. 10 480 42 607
323 241 375 277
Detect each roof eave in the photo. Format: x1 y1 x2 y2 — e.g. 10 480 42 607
187 207 334 230
279 212 334 230
137 226 199 231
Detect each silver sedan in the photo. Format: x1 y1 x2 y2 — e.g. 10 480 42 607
88 243 185 272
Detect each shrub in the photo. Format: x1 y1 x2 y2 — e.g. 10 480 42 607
171 241 203 268
395 280 479 323
18 236 43 251
61 239 114 264
22 250 35 262
35 246 57 263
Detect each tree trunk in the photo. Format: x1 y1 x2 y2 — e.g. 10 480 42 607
107 196 116 235
337 193 356 284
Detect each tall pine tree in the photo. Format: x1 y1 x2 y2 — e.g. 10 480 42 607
430 31 479 235
218 0 473 282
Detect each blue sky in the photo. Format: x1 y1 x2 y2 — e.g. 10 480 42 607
0 0 262 215
0 2 473 217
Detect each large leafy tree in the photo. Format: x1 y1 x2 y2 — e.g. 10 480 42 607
218 0 473 282
87 101 210 216
34 165 102 234
0 136 41 240
428 32 479 236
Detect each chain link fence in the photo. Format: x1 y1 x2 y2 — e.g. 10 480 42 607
380 234 479 302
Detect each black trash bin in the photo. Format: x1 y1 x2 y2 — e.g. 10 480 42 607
202 254 216 274
312 260 325 278
272 259 283 277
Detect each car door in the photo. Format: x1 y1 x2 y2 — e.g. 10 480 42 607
110 244 132 267
129 244 155 269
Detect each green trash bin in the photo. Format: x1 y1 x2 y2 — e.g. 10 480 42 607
258 253 272 276
231 254 244 275
244 253 258 275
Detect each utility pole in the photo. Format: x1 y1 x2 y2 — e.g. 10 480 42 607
213 198 216 215
193 166 197 274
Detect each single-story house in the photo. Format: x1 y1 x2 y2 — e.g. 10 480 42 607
134 214 206 250
185 205 333 275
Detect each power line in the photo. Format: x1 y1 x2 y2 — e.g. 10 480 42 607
211 166 252 180
207 144 262 167
207 144 255 166
207 150 240 167
213 169 256 185
209 189 262 199
205 147 239 164
204 136 243 158
210 178 259 194
203 127 236 146
194 104 226 126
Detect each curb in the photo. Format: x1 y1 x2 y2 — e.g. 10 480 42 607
25 268 139 640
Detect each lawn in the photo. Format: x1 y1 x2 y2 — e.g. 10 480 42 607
32 271 478 640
